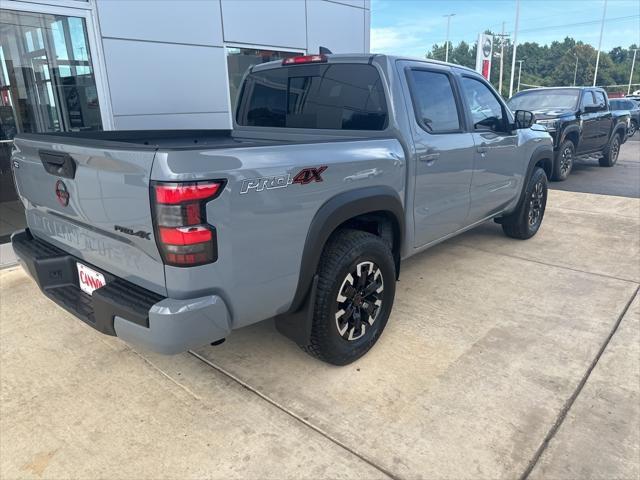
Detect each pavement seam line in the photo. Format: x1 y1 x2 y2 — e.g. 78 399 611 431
188 350 401 480
458 243 640 285
129 348 203 402
519 285 640 480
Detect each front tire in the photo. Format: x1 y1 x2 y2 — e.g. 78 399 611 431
501 167 548 240
599 133 621 167
552 139 574 181
300 229 396 365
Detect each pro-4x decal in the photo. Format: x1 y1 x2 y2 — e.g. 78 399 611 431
240 166 328 194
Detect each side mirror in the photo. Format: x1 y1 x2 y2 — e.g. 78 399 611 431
514 110 535 129
584 104 600 113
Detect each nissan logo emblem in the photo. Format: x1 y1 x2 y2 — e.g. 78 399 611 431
483 38 492 58
55 179 69 207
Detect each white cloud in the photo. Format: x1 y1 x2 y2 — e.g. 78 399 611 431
371 21 440 57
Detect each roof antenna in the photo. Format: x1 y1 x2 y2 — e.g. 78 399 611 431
319 46 333 55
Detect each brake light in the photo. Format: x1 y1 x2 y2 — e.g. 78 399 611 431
151 180 225 267
282 54 327 65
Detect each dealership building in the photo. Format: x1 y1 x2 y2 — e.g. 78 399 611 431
0 0 371 253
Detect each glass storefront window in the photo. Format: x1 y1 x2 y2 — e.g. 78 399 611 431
226 47 301 112
0 9 102 243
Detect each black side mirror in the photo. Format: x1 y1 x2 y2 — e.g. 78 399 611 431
514 110 535 129
584 104 600 113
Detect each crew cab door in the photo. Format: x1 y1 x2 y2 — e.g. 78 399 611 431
399 62 474 247
458 74 521 220
578 91 602 152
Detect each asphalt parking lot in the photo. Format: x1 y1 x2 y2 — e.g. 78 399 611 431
1 142 639 480
551 135 640 198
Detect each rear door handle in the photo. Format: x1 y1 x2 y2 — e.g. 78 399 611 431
477 144 488 154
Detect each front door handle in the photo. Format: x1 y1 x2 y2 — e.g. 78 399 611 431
419 152 440 165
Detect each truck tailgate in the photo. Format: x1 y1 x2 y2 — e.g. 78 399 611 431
12 137 166 296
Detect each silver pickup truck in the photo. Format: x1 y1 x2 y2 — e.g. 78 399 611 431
10 54 553 365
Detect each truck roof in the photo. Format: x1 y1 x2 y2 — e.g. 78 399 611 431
251 53 478 74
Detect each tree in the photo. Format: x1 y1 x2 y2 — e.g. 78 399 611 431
426 36 640 97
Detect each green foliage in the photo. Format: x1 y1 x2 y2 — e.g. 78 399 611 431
426 36 640 97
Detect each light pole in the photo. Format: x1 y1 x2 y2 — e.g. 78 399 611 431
496 22 510 95
628 48 638 95
517 60 524 92
444 13 455 63
573 54 579 86
508 0 521 97
593 0 608 86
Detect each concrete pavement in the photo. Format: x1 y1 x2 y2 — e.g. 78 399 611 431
1 188 639 479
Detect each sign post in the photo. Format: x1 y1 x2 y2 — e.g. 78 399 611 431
475 34 494 81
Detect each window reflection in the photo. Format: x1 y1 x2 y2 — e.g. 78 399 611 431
0 9 102 242
226 47 300 112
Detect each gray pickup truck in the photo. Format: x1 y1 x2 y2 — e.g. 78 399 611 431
11 54 553 365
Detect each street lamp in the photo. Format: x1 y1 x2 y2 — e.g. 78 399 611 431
573 54 579 86
444 13 456 63
517 60 524 92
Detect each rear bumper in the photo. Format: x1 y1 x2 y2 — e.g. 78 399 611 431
11 229 230 354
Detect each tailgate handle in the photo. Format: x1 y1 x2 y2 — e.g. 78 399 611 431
39 150 77 179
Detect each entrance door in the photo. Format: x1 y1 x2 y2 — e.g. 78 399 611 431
0 8 103 242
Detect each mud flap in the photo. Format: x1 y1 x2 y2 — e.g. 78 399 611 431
274 274 318 345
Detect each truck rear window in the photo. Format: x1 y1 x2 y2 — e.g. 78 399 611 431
236 63 388 130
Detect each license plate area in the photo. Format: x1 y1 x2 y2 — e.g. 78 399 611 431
77 262 106 295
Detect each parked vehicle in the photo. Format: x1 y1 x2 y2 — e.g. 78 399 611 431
610 98 640 137
507 87 629 181
11 54 553 365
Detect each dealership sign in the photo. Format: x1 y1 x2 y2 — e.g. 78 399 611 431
475 34 494 80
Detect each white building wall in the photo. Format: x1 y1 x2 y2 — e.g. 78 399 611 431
95 0 370 130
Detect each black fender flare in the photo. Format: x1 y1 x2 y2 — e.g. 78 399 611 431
275 186 404 344
610 123 627 143
559 125 581 148
500 144 553 219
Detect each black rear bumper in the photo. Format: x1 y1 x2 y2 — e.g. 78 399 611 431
11 230 164 336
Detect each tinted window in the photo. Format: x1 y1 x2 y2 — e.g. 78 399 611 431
581 91 597 109
236 63 388 130
408 70 461 133
226 48 301 111
594 91 607 109
507 89 579 110
460 77 506 132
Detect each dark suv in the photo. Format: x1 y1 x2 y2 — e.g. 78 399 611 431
508 87 629 181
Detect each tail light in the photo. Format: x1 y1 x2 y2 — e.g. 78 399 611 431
151 180 225 267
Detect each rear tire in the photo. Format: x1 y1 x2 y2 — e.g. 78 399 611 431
628 120 637 138
599 133 621 167
300 229 396 365
501 167 548 240
551 139 574 181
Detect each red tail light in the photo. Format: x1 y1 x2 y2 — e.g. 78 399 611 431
151 180 225 267
282 54 327 65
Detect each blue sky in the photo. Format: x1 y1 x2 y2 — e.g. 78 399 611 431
371 0 640 57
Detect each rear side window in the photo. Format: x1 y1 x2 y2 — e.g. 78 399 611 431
407 70 461 133
236 63 388 130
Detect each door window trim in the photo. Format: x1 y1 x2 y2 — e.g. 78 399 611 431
460 73 514 134
404 66 466 135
